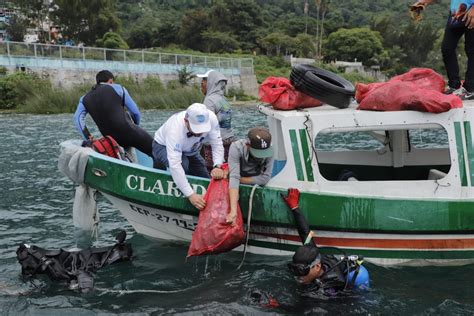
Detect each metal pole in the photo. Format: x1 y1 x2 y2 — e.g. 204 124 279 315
34 43 37 58
142 50 144 64
59 45 62 59
159 53 161 64
190 55 193 66
123 50 126 62
82 47 85 60
204 56 207 68
104 48 106 61
175 54 178 65
6 41 10 56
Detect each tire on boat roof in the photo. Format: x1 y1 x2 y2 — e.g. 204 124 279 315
290 64 355 109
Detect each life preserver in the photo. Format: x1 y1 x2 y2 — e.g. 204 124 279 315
290 64 355 109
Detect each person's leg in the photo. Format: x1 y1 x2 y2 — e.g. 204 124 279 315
152 141 169 169
463 28 474 93
441 24 465 90
187 154 210 178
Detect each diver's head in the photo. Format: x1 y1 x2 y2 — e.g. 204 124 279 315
96 70 115 84
288 244 323 285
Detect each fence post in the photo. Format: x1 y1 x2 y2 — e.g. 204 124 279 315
59 45 62 59
6 41 10 56
123 50 126 63
218 57 221 69
34 43 37 58
104 48 106 61
142 50 144 64
204 56 207 68
175 54 178 65
82 47 85 60
159 53 162 64
190 54 193 66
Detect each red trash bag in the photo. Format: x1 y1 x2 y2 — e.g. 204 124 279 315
357 81 462 113
356 68 446 104
187 164 245 257
259 77 322 110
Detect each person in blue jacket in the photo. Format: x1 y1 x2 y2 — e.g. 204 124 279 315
73 70 154 157
411 0 474 100
281 188 370 297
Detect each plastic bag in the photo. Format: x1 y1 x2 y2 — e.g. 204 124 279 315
259 77 322 110
187 164 245 257
357 81 462 113
355 68 446 104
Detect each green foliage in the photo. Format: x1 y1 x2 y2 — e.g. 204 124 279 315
226 87 255 101
0 67 7 76
201 31 239 53
0 72 44 110
96 32 129 49
176 66 196 86
325 28 383 64
50 0 120 45
5 15 29 42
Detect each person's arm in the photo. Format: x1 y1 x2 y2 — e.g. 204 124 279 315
227 143 241 224
281 188 317 247
207 114 224 166
166 136 205 209
249 158 274 186
122 87 141 125
73 97 92 140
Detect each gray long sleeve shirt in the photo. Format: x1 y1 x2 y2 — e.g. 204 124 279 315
228 139 274 189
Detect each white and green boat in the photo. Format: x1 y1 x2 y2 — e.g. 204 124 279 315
61 101 474 267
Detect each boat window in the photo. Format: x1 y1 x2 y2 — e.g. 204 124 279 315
314 125 451 182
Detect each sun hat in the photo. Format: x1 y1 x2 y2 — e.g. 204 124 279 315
247 127 273 158
185 103 211 134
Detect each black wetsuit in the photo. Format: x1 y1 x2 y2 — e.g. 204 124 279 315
292 207 347 296
80 84 154 156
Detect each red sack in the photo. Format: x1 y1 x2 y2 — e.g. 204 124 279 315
187 164 245 257
356 68 446 103
357 81 462 113
259 77 322 110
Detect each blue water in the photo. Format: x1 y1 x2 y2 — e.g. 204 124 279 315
1 107 474 315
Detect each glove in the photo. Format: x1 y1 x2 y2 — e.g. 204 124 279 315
281 188 300 210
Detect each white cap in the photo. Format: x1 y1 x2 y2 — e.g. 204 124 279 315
185 103 211 134
196 69 214 78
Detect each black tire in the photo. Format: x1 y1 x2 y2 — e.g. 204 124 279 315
290 64 355 109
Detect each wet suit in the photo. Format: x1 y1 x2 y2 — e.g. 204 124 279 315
291 207 348 297
74 83 154 156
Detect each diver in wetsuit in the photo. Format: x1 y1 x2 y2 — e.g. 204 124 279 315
281 188 370 297
73 70 154 157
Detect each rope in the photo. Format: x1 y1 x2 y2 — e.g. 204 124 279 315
236 184 259 270
95 283 202 296
91 190 100 240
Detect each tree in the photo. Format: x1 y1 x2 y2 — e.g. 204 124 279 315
5 15 28 42
258 32 294 56
294 33 317 58
201 31 239 53
178 10 210 51
96 32 129 49
50 0 120 45
13 0 50 41
325 28 383 64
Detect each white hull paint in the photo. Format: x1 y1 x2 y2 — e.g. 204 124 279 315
103 193 474 267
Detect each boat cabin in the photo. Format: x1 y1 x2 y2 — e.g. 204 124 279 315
262 101 474 200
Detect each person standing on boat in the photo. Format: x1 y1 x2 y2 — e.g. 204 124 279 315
74 70 154 158
410 0 474 100
226 127 274 224
281 188 370 296
197 70 234 171
152 103 225 209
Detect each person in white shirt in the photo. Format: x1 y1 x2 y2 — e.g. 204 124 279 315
152 103 225 209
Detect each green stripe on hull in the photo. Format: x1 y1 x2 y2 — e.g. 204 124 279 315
464 121 474 186
248 240 474 260
289 129 304 181
298 129 315 182
85 155 474 233
454 122 468 186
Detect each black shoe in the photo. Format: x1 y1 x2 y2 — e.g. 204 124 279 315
461 90 474 100
444 86 460 95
